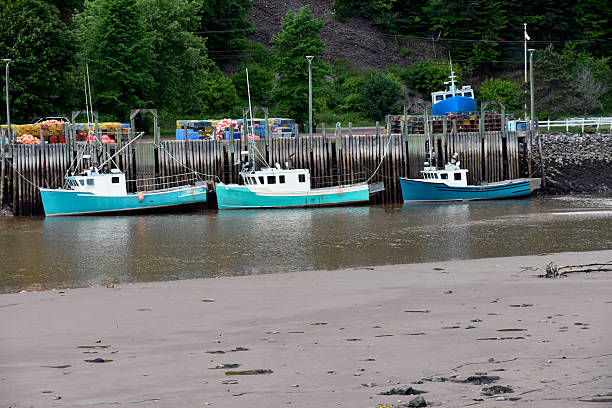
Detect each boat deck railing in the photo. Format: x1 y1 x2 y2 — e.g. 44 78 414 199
310 172 367 188
128 172 217 192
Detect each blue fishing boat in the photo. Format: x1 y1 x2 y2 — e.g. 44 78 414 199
400 153 541 202
215 166 374 209
430 61 476 115
40 169 208 216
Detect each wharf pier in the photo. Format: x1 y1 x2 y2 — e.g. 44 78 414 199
0 116 529 216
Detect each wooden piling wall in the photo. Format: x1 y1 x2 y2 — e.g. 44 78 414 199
0 131 521 216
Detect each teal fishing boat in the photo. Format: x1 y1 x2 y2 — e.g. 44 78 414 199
215 67 382 210
40 169 208 216
400 153 541 202
215 166 373 209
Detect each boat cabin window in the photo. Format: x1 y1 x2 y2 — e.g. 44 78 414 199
112 176 120 184
87 178 94 185
440 173 448 180
464 92 472 98
79 179 84 186
434 173 438 179
250 177 256 184
279 175 285 184
298 174 306 183
454 173 462 181
258 176 264 184
436 95 444 101
267 176 276 184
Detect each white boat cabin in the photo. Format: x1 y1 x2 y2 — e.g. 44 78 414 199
64 168 128 195
420 160 468 187
240 167 311 192
431 84 474 105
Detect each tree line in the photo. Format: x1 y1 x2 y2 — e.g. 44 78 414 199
0 0 610 129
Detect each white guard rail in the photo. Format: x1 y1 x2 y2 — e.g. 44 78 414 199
538 117 612 132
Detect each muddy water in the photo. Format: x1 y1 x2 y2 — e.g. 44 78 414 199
0 196 610 293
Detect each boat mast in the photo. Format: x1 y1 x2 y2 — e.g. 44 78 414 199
245 68 255 169
448 52 456 97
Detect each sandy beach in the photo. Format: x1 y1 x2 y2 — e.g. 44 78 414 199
1 250 611 407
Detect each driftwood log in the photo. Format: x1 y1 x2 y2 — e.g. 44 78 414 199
540 262 612 278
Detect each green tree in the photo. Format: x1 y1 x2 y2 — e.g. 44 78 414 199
533 45 571 120
477 78 522 114
334 0 397 20
401 60 463 97
231 64 274 107
362 71 402 119
0 0 75 123
198 0 254 62
338 76 366 113
76 0 153 121
424 0 508 65
197 67 240 118
272 6 328 124
140 0 211 115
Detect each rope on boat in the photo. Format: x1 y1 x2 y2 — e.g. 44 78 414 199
364 130 393 184
3 157 42 190
154 142 219 182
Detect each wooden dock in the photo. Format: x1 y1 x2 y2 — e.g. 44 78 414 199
0 129 524 216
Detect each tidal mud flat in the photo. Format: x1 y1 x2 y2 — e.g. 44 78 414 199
1 250 611 407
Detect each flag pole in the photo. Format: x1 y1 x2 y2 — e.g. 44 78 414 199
523 23 529 124
524 23 528 83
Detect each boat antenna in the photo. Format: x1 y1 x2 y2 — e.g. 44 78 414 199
448 52 456 97
245 67 256 168
84 70 91 138
86 63 97 144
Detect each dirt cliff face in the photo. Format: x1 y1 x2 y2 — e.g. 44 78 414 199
247 1 428 69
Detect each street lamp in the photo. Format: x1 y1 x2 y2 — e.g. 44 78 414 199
528 48 535 177
528 49 535 133
306 56 314 140
2 59 11 145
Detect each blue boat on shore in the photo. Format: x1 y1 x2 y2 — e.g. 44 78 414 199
430 61 477 116
40 169 208 216
400 153 541 202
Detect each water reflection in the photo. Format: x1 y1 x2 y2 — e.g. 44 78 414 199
0 197 610 293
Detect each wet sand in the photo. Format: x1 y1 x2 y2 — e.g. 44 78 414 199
1 250 611 407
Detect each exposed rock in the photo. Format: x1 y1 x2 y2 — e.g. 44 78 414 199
533 132 612 195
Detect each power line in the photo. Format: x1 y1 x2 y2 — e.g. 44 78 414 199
191 26 611 45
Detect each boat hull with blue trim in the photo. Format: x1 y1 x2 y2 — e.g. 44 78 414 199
215 183 370 209
40 185 207 216
431 95 477 115
400 177 541 202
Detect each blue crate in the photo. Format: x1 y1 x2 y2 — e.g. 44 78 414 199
176 129 199 140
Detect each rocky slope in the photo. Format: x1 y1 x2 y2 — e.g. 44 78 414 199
247 1 428 70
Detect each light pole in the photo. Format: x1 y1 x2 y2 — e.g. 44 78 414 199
306 56 314 140
528 49 535 133
528 48 535 177
3 59 11 145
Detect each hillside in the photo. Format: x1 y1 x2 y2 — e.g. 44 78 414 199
247 0 427 70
